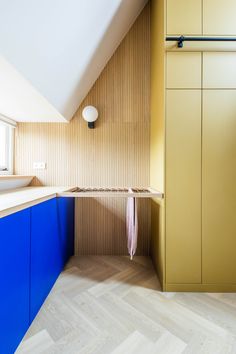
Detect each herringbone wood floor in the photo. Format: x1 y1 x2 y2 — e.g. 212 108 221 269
16 256 236 354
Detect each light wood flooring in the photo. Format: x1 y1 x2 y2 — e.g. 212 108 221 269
16 256 236 354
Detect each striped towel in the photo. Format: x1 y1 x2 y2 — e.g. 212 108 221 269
126 191 138 260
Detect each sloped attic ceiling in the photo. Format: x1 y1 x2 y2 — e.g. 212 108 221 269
0 0 147 123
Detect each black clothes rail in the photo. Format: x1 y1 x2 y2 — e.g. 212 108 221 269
166 35 236 48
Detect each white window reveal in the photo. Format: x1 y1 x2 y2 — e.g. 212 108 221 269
0 120 15 175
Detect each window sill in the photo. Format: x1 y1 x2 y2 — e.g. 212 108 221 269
0 175 34 191
0 170 13 175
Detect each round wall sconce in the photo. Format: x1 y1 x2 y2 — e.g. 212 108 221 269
82 105 98 129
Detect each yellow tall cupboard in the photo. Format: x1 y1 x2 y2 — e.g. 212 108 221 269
151 0 236 292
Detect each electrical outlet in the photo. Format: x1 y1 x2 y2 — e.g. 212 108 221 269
33 162 46 170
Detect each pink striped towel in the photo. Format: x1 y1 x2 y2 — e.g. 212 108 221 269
126 190 138 260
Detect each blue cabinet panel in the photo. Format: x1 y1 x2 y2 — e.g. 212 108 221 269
0 196 75 352
57 197 75 264
30 198 63 322
0 209 30 354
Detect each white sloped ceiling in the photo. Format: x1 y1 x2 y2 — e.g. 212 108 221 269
0 0 147 123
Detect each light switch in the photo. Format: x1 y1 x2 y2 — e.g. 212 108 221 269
33 162 46 169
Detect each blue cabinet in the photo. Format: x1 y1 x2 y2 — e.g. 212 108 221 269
57 197 75 264
0 196 74 351
30 198 62 322
30 197 75 322
0 209 30 354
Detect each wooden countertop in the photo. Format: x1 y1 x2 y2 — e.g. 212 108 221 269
0 186 163 218
0 186 75 218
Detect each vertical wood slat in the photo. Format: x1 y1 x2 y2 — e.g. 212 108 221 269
14 4 150 255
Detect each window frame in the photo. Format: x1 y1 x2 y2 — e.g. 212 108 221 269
0 123 14 175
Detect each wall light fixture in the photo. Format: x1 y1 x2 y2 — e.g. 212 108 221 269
82 105 98 129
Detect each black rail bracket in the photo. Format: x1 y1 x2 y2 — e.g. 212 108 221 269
178 36 185 48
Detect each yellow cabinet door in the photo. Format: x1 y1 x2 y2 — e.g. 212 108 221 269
203 53 236 89
166 90 202 284
166 52 202 89
203 91 236 284
203 0 236 35
167 0 202 35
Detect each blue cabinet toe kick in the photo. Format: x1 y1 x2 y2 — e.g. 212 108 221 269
0 197 75 354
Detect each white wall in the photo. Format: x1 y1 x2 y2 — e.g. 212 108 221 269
0 0 147 122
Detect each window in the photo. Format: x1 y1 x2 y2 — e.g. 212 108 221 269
0 122 14 175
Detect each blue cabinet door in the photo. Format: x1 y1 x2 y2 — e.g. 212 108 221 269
0 209 30 354
30 198 62 322
57 197 75 264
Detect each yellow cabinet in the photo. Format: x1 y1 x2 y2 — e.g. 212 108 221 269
203 53 236 89
166 52 202 89
203 0 236 35
202 90 236 284
166 90 202 284
152 0 236 291
167 0 202 35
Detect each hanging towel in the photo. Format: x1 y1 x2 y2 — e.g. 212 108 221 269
126 190 138 260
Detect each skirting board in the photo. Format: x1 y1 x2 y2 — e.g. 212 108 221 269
165 283 236 293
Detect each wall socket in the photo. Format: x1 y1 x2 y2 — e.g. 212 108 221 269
33 162 46 170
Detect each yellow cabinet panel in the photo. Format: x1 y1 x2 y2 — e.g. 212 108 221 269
203 0 236 35
203 53 236 88
167 52 202 89
166 90 201 284
203 91 236 284
167 0 202 35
